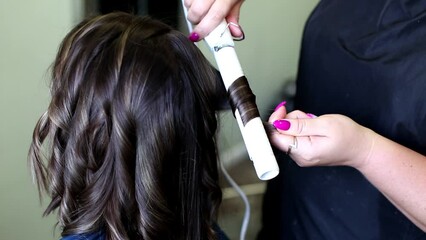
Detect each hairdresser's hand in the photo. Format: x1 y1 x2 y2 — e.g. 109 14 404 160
184 0 244 41
269 106 375 169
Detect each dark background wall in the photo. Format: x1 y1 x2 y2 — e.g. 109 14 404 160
97 0 179 28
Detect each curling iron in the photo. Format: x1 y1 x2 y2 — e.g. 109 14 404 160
203 21 279 180
180 3 279 181
180 6 280 239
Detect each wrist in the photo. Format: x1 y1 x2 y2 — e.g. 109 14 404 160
351 127 377 172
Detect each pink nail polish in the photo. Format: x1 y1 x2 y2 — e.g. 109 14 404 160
273 120 291 131
189 32 200 42
307 113 317 118
274 101 287 111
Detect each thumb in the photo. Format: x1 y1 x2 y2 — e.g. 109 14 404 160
225 1 244 38
272 117 328 137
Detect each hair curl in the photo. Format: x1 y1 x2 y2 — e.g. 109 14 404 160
28 12 225 240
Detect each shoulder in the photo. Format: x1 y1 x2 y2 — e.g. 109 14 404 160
60 231 105 240
213 223 230 240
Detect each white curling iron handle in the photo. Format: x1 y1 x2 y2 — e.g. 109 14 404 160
205 20 279 180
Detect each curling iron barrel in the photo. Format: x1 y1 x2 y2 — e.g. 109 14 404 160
204 20 279 180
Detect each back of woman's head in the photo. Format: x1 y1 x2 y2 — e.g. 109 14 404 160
29 12 225 240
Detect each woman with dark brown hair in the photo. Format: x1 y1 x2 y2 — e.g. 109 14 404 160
28 12 228 240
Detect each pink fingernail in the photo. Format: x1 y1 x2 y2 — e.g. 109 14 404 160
273 120 291 131
188 32 200 42
274 101 287 111
307 113 317 118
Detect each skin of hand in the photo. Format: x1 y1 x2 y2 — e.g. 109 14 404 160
270 105 426 231
184 0 244 40
268 106 374 169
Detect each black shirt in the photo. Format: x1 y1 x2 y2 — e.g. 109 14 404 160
259 0 426 239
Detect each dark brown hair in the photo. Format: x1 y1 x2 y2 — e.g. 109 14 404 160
28 12 225 240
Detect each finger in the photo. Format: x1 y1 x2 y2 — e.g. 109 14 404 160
273 116 330 137
269 131 321 167
186 0 215 24
184 0 193 8
225 1 244 38
268 130 295 154
286 110 309 119
268 105 288 123
191 1 233 39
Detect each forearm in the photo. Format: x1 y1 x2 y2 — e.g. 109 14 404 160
357 131 426 231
